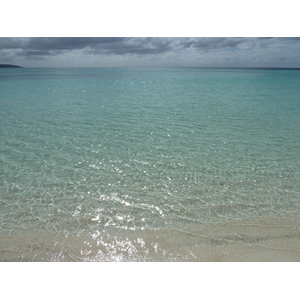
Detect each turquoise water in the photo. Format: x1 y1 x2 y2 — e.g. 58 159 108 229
1 68 300 261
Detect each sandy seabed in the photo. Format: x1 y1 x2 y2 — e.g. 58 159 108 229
1 213 300 262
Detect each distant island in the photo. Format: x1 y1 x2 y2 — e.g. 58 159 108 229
0 64 23 68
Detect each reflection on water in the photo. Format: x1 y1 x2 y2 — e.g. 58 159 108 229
1 68 300 261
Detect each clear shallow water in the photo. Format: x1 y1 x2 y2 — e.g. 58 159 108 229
1 68 300 261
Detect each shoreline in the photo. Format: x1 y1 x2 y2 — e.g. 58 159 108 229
1 213 300 262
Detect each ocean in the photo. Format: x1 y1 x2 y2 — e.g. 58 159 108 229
1 67 300 261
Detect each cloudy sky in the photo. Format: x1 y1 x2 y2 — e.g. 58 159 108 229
1 37 300 68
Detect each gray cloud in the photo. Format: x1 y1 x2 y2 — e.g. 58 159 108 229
0 37 173 57
0 37 176 63
1 37 300 67
0 37 25 49
86 37 174 55
180 37 246 50
26 37 126 51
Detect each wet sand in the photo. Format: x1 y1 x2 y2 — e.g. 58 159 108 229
1 214 300 261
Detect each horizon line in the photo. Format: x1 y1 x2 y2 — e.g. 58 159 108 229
2 65 300 70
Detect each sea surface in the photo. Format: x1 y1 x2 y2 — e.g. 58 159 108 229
1 67 300 261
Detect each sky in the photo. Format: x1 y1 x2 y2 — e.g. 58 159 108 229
1 37 300 68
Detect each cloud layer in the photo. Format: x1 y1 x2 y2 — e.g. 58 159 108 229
1 37 300 67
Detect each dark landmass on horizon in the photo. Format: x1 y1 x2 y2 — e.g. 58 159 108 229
0 64 23 68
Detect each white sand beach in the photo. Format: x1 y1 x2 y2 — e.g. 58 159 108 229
1 213 300 262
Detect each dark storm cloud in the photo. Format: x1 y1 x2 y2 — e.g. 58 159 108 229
0 37 129 58
278 37 300 41
0 37 126 51
1 37 299 57
26 37 126 51
0 37 25 49
1 37 300 67
0 37 173 57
